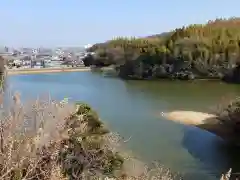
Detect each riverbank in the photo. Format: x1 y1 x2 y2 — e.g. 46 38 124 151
0 92 179 179
163 97 240 145
7 73 240 179
6 67 91 75
83 18 240 84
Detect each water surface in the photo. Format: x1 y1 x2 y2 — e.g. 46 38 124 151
7 72 240 180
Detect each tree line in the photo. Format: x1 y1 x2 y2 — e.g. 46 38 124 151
83 18 240 83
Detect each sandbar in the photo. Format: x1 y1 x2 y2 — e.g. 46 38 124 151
162 110 217 125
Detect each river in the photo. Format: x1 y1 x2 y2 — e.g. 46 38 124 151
6 71 240 180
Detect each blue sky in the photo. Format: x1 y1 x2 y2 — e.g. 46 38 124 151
0 0 240 48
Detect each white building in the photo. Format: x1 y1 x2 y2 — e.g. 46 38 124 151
13 59 22 65
84 44 92 49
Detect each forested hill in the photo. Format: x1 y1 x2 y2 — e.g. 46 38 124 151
84 18 240 82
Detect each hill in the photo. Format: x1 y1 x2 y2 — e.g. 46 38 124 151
84 18 240 82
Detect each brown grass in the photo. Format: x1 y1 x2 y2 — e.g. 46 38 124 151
0 90 184 180
0 92 75 180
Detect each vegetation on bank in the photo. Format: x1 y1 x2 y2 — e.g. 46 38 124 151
83 18 240 83
213 97 240 145
0 94 123 179
0 56 6 68
0 92 182 180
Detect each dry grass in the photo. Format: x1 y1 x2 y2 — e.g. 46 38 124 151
211 96 240 146
0 90 184 180
0 92 75 180
220 168 232 180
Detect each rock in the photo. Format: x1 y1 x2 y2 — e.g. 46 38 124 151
222 64 240 84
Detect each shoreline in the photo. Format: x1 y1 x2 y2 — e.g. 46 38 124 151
5 67 228 83
6 67 91 75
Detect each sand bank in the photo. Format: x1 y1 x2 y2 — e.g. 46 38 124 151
6 67 91 75
162 111 217 125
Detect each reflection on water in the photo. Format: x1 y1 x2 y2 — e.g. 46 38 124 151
182 126 240 179
6 72 240 180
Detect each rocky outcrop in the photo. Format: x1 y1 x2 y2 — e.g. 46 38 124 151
222 64 240 84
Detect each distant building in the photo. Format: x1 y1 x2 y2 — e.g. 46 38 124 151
31 59 45 68
4 47 8 52
84 44 92 49
13 59 22 66
32 49 38 55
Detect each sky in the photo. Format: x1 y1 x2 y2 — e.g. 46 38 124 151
0 0 240 48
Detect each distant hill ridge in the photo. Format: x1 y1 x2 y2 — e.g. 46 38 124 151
88 17 240 50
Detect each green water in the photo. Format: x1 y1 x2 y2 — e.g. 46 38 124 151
7 72 240 180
